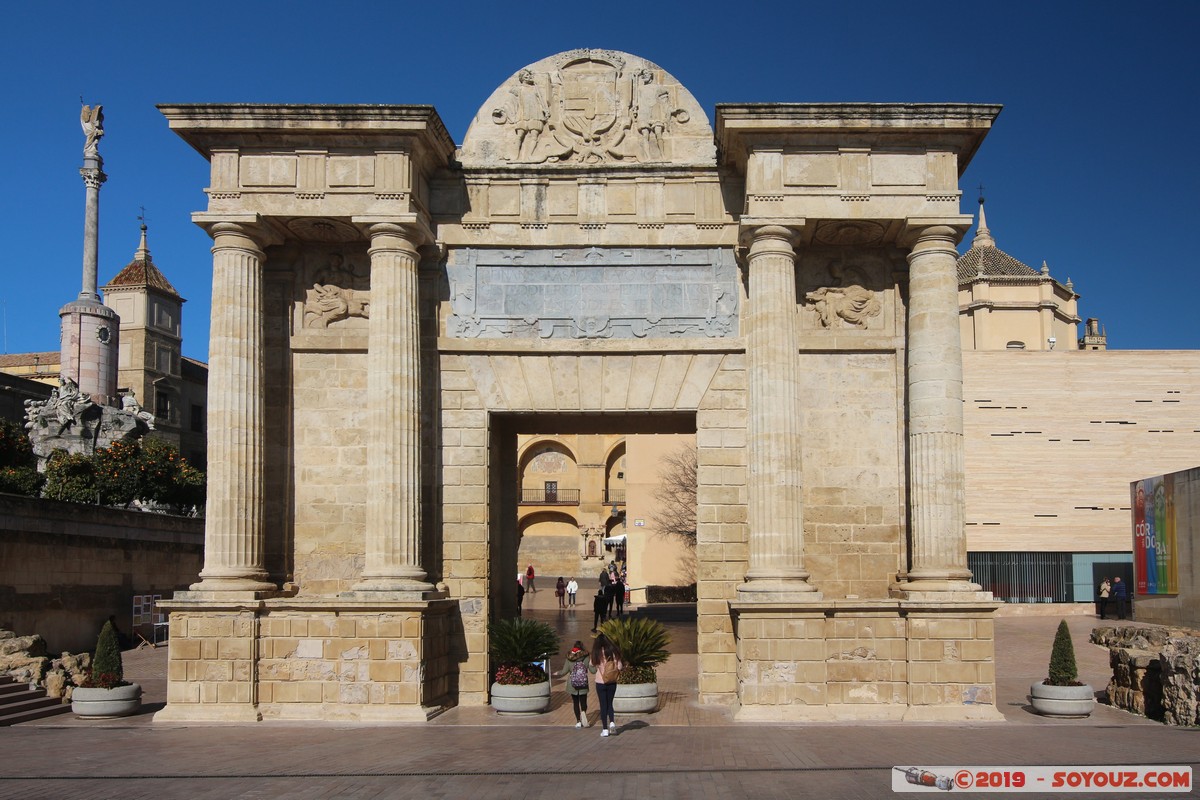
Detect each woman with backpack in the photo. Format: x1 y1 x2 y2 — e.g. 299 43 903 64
554 640 594 727
591 633 624 736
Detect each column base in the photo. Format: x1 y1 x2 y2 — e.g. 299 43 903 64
893 579 992 602
191 573 278 594
736 580 823 602
348 576 439 598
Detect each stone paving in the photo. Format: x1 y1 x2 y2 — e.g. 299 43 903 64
1 594 1196 799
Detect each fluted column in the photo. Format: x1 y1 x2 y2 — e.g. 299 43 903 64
192 222 275 593
905 225 979 592
738 226 820 600
354 223 433 593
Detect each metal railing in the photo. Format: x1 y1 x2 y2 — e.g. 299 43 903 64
604 488 626 504
519 488 580 505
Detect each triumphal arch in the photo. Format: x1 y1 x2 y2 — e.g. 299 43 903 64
156 50 1003 722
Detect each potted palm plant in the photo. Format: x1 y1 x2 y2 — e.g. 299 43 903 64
488 616 560 715
1030 619 1095 717
71 619 142 718
598 616 671 713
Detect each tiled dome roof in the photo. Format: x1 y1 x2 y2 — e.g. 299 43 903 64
103 224 180 297
956 245 1039 283
956 200 1041 284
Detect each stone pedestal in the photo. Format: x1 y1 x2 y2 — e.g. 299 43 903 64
731 599 1003 721
154 597 456 723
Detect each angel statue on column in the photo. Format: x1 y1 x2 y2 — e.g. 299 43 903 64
81 104 104 155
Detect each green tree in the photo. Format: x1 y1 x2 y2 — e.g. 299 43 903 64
0 419 43 497
42 450 100 504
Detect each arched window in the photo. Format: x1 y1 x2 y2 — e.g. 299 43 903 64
1006 340 1026 350
587 541 597 557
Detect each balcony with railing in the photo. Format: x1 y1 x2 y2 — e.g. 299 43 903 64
604 488 626 505
519 487 580 505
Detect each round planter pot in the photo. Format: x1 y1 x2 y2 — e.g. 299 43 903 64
490 680 551 715
1030 682 1095 718
72 683 143 718
613 682 658 714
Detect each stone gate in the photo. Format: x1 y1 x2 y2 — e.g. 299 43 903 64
156 50 1003 722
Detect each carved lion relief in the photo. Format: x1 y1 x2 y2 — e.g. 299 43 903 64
296 251 371 330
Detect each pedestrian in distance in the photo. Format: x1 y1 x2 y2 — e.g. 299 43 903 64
592 589 607 632
605 565 619 616
566 577 579 607
554 640 595 727
1112 575 1128 620
591 633 624 736
555 576 567 608
614 572 626 617
526 564 537 592
516 576 526 615
1098 576 1111 620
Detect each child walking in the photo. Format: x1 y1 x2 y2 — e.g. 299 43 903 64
554 641 595 727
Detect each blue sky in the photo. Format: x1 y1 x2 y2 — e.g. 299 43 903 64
3 1 1197 360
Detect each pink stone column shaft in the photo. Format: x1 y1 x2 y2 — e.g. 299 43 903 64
355 223 432 592
739 226 818 598
193 222 274 592
906 225 977 588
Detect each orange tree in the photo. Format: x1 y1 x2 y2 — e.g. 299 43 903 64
0 419 44 497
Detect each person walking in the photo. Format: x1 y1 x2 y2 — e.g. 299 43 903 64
554 640 595 727
605 566 619 617
555 577 567 609
1112 575 1128 620
526 564 537 592
516 576 526 615
614 572 626 617
1098 576 1111 620
566 577 579 607
592 633 624 736
591 588 607 631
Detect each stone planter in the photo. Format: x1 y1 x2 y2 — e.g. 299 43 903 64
1030 682 1095 718
71 683 143 718
613 682 658 714
490 680 551 715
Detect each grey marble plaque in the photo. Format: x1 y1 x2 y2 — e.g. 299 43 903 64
446 248 739 339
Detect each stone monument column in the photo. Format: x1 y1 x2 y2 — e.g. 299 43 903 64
904 224 979 593
738 225 820 600
353 222 434 594
192 221 275 593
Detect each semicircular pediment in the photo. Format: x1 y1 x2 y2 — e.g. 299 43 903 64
461 49 714 168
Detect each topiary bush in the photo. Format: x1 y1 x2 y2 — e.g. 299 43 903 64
83 619 127 689
1046 618 1081 686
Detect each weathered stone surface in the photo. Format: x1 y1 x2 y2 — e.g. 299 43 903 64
0 634 46 657
1098 625 1200 726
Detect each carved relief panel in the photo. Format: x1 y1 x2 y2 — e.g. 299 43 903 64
281 245 371 335
461 49 715 168
797 244 901 334
445 247 739 340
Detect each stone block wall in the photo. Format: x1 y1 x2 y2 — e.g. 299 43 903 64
159 599 454 722
0 493 202 653
733 601 1001 721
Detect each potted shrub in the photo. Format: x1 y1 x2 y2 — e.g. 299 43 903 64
488 617 560 715
1030 619 1095 718
71 620 142 718
599 616 671 713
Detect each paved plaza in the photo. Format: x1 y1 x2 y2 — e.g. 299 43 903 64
1 594 1196 799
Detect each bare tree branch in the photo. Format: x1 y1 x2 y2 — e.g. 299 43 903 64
653 444 697 547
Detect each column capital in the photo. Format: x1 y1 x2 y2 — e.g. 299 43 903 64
192 213 282 250
901 216 972 248
352 214 431 247
79 167 107 190
739 222 806 251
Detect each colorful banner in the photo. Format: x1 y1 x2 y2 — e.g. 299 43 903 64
1131 474 1178 595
